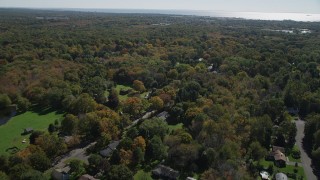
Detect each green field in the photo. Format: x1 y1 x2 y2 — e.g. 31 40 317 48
258 159 305 180
168 123 183 132
0 108 64 155
134 170 153 180
105 84 149 101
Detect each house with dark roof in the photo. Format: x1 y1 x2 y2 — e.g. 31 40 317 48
52 166 70 180
156 111 169 120
152 165 179 180
99 141 120 157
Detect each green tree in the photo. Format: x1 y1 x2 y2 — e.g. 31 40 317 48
9 163 32 180
0 94 11 109
35 133 67 159
28 151 51 172
61 114 79 135
71 93 97 114
20 169 46 180
176 81 201 102
146 135 167 161
69 159 86 180
132 147 144 165
247 141 267 161
107 88 119 109
0 171 9 180
139 117 169 139
16 96 31 112
108 165 133 180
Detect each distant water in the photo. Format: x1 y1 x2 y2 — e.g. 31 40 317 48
61 9 320 22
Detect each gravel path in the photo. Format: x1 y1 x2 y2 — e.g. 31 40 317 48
295 119 317 180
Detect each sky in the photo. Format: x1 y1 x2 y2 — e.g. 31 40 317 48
0 0 320 13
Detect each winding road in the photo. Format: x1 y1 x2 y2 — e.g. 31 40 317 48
295 119 317 180
54 110 156 169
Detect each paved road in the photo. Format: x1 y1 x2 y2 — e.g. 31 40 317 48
295 119 317 180
54 142 96 169
54 111 156 169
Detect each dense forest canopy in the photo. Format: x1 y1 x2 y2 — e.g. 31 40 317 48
0 9 320 179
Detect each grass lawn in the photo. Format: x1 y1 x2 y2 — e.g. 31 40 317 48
288 154 302 163
116 84 132 101
257 159 305 180
288 145 302 163
0 108 64 155
168 123 183 132
134 170 153 180
276 165 305 179
260 159 306 179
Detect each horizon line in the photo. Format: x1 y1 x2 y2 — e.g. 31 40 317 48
0 7 319 15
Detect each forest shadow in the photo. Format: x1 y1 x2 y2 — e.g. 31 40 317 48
30 105 64 116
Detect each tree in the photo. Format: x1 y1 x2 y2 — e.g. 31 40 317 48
0 94 11 109
48 123 55 133
122 97 144 117
0 171 9 180
87 154 110 175
28 151 51 172
9 163 32 180
132 147 144 165
176 81 201 102
71 93 97 114
35 133 67 158
250 115 273 148
69 159 86 180
132 136 146 152
83 76 107 103
276 121 297 148
146 135 167 161
107 88 119 109
139 117 169 139
108 165 133 180
133 80 146 93
0 155 8 172
16 96 31 112
61 114 79 135
29 131 45 145
149 96 164 111
167 143 200 169
247 141 267 161
19 169 46 180
119 149 133 165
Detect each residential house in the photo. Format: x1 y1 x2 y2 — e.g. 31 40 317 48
266 146 287 167
156 111 169 120
274 150 287 167
52 166 70 180
99 141 120 157
78 174 99 180
152 165 179 180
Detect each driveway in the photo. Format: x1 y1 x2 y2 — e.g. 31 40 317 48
295 119 317 180
54 142 96 169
